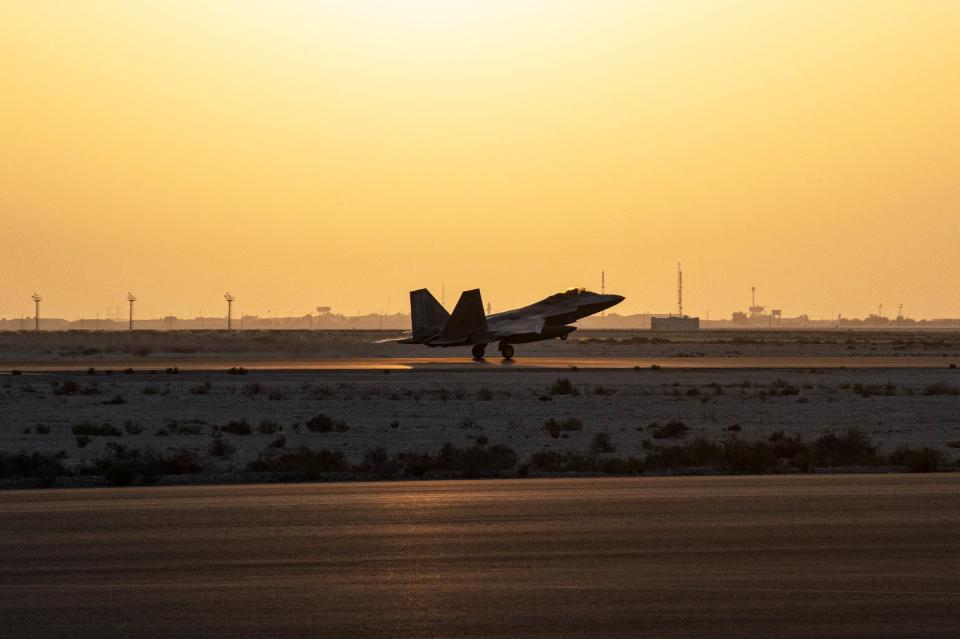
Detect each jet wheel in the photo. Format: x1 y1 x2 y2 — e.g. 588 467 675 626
500 343 515 360
471 344 487 360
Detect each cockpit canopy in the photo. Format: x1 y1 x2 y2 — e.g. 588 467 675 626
543 287 597 302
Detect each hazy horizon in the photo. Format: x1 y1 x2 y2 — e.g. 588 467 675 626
2 1 958 320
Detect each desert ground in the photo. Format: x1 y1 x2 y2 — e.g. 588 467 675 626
2 330 959 486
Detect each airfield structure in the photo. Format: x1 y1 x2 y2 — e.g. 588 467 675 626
749 286 765 319
316 306 331 329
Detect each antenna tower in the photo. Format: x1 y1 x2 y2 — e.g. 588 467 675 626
224 293 235 330
897 304 904 321
31 293 42 330
677 263 683 317
127 292 137 330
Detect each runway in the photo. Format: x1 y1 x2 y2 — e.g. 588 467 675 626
1 475 957 638
4 355 959 372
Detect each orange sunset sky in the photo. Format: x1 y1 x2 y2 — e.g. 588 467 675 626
1 1 958 320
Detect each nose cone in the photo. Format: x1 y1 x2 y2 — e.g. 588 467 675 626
599 294 625 310
577 293 625 317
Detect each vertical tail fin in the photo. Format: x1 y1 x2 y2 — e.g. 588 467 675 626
439 289 488 339
409 289 449 341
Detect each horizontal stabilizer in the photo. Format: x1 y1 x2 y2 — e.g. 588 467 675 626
439 289 487 339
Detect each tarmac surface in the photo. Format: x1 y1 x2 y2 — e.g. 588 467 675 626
4 355 959 371
1 475 958 638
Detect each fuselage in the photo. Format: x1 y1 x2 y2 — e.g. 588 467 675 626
488 289 625 329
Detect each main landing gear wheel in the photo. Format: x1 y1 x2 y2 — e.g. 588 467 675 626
471 343 487 360
499 342 515 360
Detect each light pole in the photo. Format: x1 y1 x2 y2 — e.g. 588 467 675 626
224 293 235 330
31 293 42 330
127 292 137 330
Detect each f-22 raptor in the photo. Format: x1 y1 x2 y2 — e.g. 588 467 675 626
398 287 624 360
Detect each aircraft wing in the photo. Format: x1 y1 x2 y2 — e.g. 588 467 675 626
485 316 546 338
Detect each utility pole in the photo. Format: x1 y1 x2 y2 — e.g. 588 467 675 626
31 293 42 330
127 292 137 330
224 293 235 330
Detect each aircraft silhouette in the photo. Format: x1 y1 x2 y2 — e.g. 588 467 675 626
396 287 624 360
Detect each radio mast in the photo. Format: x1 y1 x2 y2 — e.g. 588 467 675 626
677 263 683 317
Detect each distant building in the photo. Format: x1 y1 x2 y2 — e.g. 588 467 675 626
651 316 700 331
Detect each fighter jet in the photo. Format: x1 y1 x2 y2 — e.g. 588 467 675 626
397 287 624 360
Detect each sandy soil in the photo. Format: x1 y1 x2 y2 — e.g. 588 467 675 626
3 366 958 475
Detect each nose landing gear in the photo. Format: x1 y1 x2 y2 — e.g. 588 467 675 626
471 343 487 361
498 342 515 360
